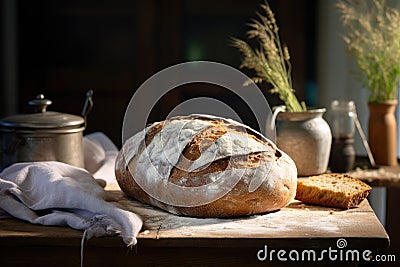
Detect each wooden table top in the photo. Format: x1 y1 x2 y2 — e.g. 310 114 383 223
348 164 400 188
352 156 400 187
0 189 390 266
0 191 389 249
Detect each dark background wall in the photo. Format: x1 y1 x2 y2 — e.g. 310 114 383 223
1 0 317 147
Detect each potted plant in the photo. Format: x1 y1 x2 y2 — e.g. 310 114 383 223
232 1 332 176
337 0 400 166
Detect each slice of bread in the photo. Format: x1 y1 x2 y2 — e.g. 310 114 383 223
295 173 372 209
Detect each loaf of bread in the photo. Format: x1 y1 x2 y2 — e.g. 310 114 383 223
295 173 371 209
115 114 297 218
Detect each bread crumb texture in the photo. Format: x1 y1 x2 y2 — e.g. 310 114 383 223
295 173 371 209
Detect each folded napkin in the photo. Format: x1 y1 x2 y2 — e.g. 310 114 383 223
0 133 142 247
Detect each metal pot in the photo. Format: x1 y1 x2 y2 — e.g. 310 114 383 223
0 91 93 171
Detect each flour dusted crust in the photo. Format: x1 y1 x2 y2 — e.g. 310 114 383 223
116 114 297 218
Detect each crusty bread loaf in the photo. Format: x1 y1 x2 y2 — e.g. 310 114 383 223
115 114 297 218
295 173 371 209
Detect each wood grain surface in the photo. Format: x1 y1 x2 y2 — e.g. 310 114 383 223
348 165 400 188
0 190 390 267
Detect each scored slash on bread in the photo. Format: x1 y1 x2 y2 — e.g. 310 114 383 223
116 114 298 218
295 173 372 209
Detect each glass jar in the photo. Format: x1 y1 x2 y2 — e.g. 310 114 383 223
329 100 356 139
327 100 356 172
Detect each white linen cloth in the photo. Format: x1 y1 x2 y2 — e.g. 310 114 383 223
0 132 142 247
83 132 119 184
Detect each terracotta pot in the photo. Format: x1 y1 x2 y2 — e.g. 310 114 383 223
273 108 332 176
368 100 398 166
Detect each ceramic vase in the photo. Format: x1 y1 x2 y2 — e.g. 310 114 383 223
368 100 398 166
274 108 332 176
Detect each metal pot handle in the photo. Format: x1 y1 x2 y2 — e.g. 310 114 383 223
81 90 93 122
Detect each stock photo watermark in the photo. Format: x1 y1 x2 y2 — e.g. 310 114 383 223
257 238 396 263
122 61 276 207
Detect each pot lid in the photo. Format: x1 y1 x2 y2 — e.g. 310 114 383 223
0 94 85 129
